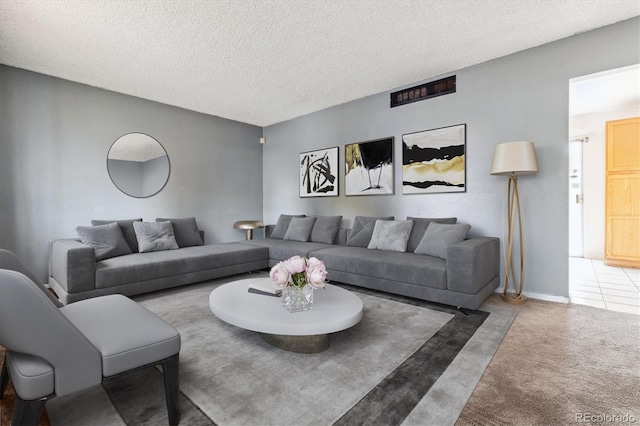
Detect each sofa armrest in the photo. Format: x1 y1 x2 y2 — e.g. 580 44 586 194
49 239 96 294
447 237 500 294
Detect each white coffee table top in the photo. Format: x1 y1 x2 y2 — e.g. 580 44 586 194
209 277 364 336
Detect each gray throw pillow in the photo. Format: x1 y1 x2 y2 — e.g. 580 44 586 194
414 222 471 260
76 222 132 261
310 215 343 244
91 219 143 253
367 220 414 252
156 217 203 247
270 214 306 239
346 216 394 247
133 221 179 253
406 217 457 253
283 217 317 242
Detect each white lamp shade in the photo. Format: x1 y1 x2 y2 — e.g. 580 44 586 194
490 141 539 175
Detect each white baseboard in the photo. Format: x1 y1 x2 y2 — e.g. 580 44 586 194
494 288 570 304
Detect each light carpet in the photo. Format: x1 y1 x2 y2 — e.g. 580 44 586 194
46 273 516 426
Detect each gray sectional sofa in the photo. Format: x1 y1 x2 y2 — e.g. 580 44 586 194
48 215 500 309
49 217 269 304
242 216 500 310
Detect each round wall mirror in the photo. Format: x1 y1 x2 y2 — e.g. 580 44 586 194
107 133 170 198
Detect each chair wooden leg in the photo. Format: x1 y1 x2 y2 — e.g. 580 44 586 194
0 354 9 400
12 394 47 426
161 354 180 426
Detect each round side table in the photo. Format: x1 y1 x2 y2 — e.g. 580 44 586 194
233 220 265 240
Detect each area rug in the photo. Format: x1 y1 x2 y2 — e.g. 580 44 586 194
45 273 516 426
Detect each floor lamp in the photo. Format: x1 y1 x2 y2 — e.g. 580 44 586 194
490 141 538 304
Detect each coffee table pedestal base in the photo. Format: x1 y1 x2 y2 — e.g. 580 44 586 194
260 333 329 354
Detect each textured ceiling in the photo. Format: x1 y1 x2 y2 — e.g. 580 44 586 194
0 1 638 127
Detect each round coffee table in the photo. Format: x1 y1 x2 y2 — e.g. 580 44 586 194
209 277 364 353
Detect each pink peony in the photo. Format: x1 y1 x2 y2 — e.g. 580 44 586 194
269 262 290 288
284 255 307 274
307 257 326 273
306 266 326 289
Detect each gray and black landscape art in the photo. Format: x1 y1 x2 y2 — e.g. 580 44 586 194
402 124 466 194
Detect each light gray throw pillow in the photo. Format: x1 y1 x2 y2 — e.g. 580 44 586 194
346 216 394 247
133 221 179 253
283 217 317 242
414 222 471 260
91 218 143 252
406 217 457 253
156 217 203 247
367 220 414 252
310 215 343 244
270 214 306 239
76 222 132 261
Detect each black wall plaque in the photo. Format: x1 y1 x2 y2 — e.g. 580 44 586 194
390 75 456 108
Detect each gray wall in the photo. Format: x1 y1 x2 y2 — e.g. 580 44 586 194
0 65 264 281
263 17 640 299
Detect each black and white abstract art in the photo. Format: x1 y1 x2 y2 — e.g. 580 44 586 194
345 137 394 196
299 147 339 197
402 124 466 194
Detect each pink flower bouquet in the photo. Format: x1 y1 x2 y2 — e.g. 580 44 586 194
269 255 327 289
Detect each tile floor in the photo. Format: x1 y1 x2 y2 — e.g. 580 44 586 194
569 257 640 315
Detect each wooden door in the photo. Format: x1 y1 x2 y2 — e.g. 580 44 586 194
605 117 640 268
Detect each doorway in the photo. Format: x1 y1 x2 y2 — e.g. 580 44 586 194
568 64 640 315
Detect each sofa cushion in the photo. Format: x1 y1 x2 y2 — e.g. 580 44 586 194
242 239 332 262
312 245 447 289
133 222 179 253
310 215 343 244
406 217 457 253
95 243 267 289
415 222 471 260
367 220 414 253
283 217 317 242
91 219 143 253
270 214 306 239
6 351 54 400
76 222 132 261
156 217 203 248
346 216 394 247
60 294 180 377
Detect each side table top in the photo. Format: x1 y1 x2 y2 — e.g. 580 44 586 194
209 277 363 336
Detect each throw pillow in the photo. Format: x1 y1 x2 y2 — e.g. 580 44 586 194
283 217 317 242
346 216 394 247
310 215 343 244
405 217 457 253
156 217 203 247
91 218 143 252
414 222 471 260
133 221 179 253
367 220 414 252
76 222 132 261
270 214 306 239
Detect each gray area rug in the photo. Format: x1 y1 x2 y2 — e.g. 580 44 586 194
47 273 516 426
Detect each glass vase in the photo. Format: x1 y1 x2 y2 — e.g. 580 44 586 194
282 284 314 313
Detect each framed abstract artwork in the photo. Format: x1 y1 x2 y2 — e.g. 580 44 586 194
345 137 394 196
402 124 466 194
299 147 339 197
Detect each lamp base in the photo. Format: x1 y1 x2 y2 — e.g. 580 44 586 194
502 292 527 305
